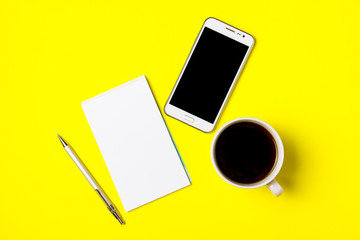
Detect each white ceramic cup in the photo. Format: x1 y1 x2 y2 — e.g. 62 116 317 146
211 117 284 196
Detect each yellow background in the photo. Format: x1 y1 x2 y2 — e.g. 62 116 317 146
1 0 359 239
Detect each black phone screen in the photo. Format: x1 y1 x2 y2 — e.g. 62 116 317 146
169 27 249 123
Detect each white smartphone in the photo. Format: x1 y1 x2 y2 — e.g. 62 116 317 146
164 18 255 132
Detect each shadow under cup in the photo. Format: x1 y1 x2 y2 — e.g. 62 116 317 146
211 118 283 189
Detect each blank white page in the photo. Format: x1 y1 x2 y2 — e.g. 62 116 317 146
81 75 190 212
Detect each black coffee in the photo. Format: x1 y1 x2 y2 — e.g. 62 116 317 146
215 122 277 184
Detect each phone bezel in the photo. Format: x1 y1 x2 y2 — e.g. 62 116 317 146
164 17 255 132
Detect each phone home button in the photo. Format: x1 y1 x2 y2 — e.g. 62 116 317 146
183 115 194 122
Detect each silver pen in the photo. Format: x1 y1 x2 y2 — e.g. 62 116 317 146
57 134 124 225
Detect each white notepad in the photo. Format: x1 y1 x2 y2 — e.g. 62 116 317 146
81 75 191 212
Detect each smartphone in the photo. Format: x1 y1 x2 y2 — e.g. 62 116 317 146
164 18 254 132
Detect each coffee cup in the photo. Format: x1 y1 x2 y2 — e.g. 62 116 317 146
211 117 284 196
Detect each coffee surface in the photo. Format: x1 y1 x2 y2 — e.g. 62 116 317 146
215 122 277 184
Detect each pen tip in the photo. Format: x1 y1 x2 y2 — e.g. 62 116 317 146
57 134 68 147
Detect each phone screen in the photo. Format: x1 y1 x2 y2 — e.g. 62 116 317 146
169 27 249 123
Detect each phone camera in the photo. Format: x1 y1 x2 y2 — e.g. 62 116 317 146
243 35 245 37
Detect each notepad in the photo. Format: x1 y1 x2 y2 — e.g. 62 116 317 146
81 75 191 212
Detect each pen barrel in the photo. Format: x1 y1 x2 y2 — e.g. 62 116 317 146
95 189 113 209
65 146 99 190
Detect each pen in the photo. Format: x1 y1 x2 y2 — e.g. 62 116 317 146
57 134 124 225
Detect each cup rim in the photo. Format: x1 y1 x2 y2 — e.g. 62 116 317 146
211 117 284 189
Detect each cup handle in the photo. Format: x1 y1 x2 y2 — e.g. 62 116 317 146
266 179 283 196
